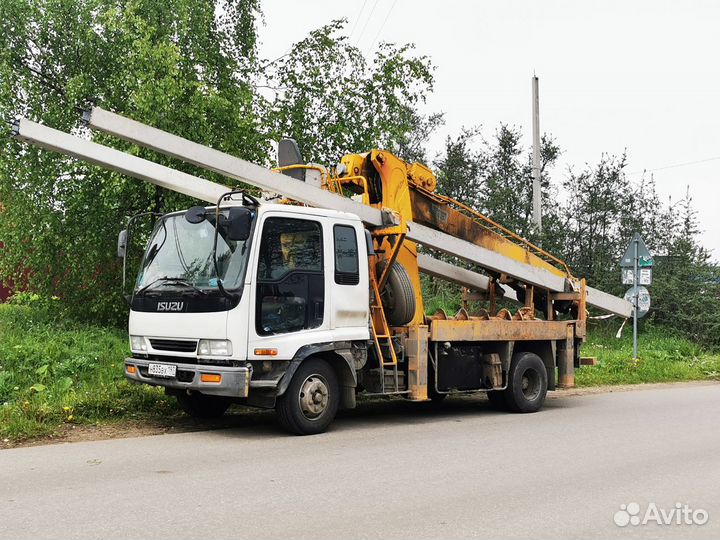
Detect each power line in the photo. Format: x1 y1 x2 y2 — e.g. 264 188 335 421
354 0 382 46
626 155 720 177
365 0 398 58
349 0 369 39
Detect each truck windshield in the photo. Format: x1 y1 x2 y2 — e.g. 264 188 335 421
135 212 252 293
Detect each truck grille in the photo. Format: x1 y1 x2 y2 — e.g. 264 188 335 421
149 339 197 353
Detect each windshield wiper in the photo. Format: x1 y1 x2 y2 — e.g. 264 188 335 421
136 276 208 296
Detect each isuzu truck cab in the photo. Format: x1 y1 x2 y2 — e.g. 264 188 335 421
123 196 373 434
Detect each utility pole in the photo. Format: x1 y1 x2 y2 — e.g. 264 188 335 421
531 75 542 235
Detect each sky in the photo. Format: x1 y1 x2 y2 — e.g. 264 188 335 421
258 1 720 259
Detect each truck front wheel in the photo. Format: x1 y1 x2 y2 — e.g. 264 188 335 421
176 392 231 419
276 358 339 435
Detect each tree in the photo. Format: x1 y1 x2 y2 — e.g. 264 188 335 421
559 157 680 299
0 5 438 324
426 125 562 313
433 124 561 241
649 190 720 345
432 124 720 347
433 127 487 207
262 20 437 165
0 0 266 323
560 154 632 293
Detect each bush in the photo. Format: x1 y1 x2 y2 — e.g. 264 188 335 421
0 300 177 441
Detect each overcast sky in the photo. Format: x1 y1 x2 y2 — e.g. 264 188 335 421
258 1 720 259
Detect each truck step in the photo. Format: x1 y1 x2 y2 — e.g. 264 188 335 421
360 368 407 394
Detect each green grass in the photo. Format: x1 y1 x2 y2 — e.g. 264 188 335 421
1 299 718 443
576 323 720 386
0 298 177 442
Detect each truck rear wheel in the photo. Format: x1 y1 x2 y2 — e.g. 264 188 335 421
176 392 231 419
276 358 339 435
486 352 547 413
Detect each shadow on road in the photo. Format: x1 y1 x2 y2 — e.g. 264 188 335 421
175 392 574 439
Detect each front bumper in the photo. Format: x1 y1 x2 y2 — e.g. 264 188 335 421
125 358 250 398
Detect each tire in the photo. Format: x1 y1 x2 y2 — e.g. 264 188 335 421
502 352 548 413
376 261 416 327
176 392 231 419
276 358 339 435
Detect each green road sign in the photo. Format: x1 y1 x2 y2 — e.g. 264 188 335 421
620 233 653 268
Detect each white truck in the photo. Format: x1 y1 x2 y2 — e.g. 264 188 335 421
13 109 632 435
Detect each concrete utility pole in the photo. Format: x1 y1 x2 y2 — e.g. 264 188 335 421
531 75 542 234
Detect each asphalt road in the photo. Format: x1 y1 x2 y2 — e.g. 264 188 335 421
1 383 719 539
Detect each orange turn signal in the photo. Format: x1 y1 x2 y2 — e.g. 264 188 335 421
200 373 222 383
254 348 278 356
126 365 137 374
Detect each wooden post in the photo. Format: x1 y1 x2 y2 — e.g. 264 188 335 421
558 324 575 388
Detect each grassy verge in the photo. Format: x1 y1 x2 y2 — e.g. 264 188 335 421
1 300 718 443
577 323 720 386
0 298 177 442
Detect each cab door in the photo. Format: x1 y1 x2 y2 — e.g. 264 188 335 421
329 222 369 330
248 213 328 359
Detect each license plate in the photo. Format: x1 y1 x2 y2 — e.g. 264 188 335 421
148 363 177 378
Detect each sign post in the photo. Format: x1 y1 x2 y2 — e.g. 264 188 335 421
633 237 639 362
620 233 653 365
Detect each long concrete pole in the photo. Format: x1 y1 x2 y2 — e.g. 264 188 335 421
12 114 633 317
82 108 567 291
7 117 507 299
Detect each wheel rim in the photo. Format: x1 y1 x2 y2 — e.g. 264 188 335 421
298 374 330 420
520 368 541 401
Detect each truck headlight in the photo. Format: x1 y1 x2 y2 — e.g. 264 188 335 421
198 339 233 356
130 335 147 352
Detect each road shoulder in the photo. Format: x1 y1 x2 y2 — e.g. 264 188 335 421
2 380 717 450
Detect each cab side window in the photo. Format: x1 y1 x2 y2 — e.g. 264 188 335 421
256 218 324 335
333 225 359 285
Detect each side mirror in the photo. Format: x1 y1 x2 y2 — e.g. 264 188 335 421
118 229 130 303
117 229 128 258
224 207 252 241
